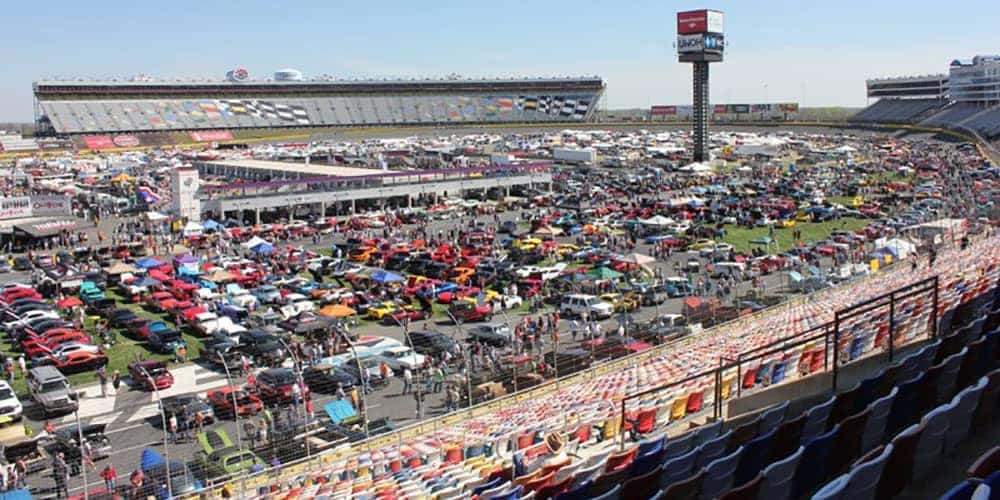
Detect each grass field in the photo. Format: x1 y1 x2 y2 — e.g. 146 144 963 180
720 217 869 254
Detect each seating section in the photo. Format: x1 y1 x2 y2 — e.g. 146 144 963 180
0 134 39 152
851 98 943 123
233 280 999 499
962 106 1000 138
37 93 601 134
922 103 988 127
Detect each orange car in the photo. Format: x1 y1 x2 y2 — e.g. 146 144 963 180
206 386 263 419
348 246 377 263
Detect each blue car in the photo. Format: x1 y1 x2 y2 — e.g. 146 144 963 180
148 328 186 354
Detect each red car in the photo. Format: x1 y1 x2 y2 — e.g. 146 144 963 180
447 302 493 323
129 360 174 390
24 333 92 358
21 329 89 352
256 368 310 405
54 351 108 373
206 386 264 418
383 307 429 326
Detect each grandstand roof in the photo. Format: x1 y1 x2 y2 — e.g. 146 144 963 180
203 159 381 177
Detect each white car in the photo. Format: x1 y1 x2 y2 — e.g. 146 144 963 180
3 309 60 331
0 380 23 421
559 294 614 319
377 346 426 372
286 294 316 315
514 263 567 281
33 342 100 360
227 288 259 309
355 336 404 356
491 294 523 312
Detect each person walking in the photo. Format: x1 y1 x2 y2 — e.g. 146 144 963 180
52 452 69 499
432 366 444 393
402 367 412 395
168 413 178 444
97 366 108 398
100 463 117 493
112 370 122 397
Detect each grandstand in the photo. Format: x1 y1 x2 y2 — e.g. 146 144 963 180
851 98 943 124
0 133 39 152
32 76 606 136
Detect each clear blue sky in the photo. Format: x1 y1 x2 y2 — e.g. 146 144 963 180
1 0 997 121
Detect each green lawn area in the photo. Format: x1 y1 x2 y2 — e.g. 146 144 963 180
720 217 869 254
2 289 206 398
826 196 858 207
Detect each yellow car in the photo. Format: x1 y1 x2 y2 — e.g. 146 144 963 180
688 239 716 251
796 212 813 222
457 289 500 305
512 238 543 250
600 293 640 313
366 301 400 320
778 219 797 228
557 243 579 256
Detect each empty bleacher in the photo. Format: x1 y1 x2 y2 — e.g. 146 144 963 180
921 103 991 127
962 106 1000 139
851 98 943 124
0 133 39 152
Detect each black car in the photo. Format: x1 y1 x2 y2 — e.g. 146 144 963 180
302 364 357 393
202 340 244 373
257 368 306 405
408 331 459 356
236 330 285 365
385 253 411 271
160 394 215 425
108 308 139 328
499 220 518 234
11 257 32 271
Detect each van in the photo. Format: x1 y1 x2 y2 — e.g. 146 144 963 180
560 294 614 319
710 262 747 279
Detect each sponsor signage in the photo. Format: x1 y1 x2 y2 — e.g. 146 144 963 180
751 104 772 112
677 9 724 34
189 130 233 142
31 195 73 217
714 104 727 114
650 105 678 116
82 135 115 150
779 103 800 112
678 33 725 54
727 104 751 113
112 134 140 147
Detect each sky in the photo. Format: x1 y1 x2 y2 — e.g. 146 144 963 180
1 0 998 121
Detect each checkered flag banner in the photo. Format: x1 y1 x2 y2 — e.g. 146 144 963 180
218 100 311 124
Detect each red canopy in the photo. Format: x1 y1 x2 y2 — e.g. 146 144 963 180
56 297 83 308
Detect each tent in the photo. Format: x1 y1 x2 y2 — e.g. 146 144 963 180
586 267 623 280
320 304 357 318
640 215 673 227
140 448 165 471
241 236 269 249
620 253 655 265
201 219 222 232
135 257 167 269
250 242 275 255
106 261 140 275
875 237 917 259
371 269 404 283
324 400 358 424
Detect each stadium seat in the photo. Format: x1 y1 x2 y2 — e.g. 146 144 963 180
661 469 706 500
861 386 897 452
760 445 803 500
590 467 629 497
757 401 789 435
622 464 662 499
734 427 776 486
945 376 987 453
811 473 849 500
589 483 621 500
973 369 1000 432
691 420 723 448
769 412 806 462
536 473 573 500
660 447 699 490
604 446 638 473
662 431 696 461
968 446 1000 479
719 472 762 500
728 417 761 452
830 382 863 426
843 444 892 500
887 372 923 437
553 479 592 500
936 348 968 405
700 446 743 500
800 395 836 444
829 407 869 474
913 402 955 478
792 424 839 499
629 447 664 479
696 429 732 469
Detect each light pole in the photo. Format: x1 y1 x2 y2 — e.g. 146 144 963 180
444 311 474 409
214 353 248 500
72 409 90 500
340 327 369 436
141 367 172 499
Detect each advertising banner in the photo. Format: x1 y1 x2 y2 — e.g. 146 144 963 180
714 104 727 114
83 135 115 150
751 104 772 112
189 130 233 142
31 195 73 217
112 134 140 147
677 9 723 34
650 105 677 116
0 197 31 219
677 34 705 53
728 104 751 114
778 103 800 112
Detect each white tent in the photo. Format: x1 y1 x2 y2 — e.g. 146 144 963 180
875 237 917 260
680 162 713 172
241 236 270 249
640 215 674 227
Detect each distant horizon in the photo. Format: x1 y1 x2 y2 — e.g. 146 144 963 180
1 0 996 121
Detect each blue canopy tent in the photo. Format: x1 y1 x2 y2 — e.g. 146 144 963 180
371 269 404 283
140 448 202 498
251 242 275 255
178 267 203 278
201 219 222 232
135 257 167 269
0 490 32 500
324 400 358 424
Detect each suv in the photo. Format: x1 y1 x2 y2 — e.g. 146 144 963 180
27 366 78 416
407 331 459 356
560 294 613 319
0 380 23 421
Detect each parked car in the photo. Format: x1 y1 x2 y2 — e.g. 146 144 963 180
51 424 112 473
205 386 263 419
194 429 265 478
377 346 426 372
0 380 23 421
27 366 78 416
256 368 309 405
160 394 215 425
407 331 459 356
560 294 613 319
129 360 174 391
466 323 513 346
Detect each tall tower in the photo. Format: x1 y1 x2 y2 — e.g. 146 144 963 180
677 9 725 163
171 167 201 222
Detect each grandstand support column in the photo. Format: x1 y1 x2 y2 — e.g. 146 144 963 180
320 202 327 218
254 208 261 225
288 204 294 223
692 61 710 163
350 199 357 214
407 196 413 209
